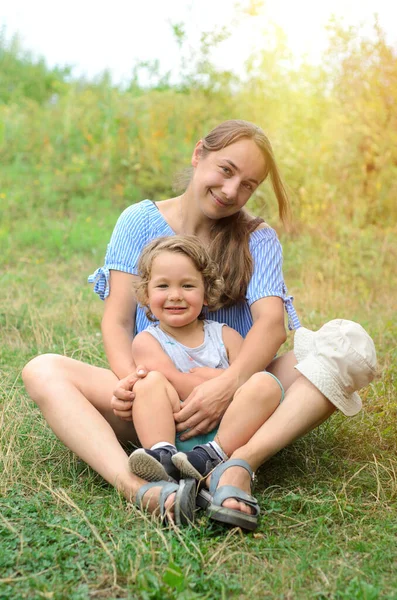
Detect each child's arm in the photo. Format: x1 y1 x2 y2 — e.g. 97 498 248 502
221 325 244 364
132 332 208 400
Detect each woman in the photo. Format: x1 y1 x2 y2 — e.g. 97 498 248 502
22 120 353 525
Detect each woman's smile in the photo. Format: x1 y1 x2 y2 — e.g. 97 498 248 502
189 138 267 220
209 189 231 208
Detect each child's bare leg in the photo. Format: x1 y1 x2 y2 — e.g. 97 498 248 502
132 371 180 447
129 371 181 482
216 372 282 457
172 372 281 481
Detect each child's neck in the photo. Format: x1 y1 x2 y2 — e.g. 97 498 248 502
158 318 205 348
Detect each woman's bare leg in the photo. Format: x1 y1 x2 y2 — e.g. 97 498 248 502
207 371 336 514
133 371 180 447
22 354 176 514
232 375 336 470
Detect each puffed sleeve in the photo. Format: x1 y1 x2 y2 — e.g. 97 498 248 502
88 202 149 300
247 228 300 330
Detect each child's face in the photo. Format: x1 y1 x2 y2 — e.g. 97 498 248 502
147 251 206 328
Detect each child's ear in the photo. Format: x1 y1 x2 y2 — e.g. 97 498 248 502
203 298 208 306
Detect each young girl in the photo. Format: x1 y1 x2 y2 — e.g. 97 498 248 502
127 235 284 522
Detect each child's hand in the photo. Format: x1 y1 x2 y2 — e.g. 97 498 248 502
189 367 225 381
111 366 148 421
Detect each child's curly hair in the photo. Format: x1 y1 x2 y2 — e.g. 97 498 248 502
134 235 225 322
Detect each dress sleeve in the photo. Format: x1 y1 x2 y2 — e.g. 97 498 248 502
88 202 149 300
247 229 301 331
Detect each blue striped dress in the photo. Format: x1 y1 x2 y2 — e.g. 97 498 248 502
88 200 300 336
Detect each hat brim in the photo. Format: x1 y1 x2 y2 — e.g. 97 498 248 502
293 326 315 363
295 356 362 416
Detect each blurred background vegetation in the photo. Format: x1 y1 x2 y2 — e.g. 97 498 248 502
1 13 397 598
1 12 396 367
1 14 396 358
1 17 396 235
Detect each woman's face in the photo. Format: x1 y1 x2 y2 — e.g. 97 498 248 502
190 138 267 219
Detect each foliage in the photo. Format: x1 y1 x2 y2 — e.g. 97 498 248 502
1 12 397 599
0 30 71 105
320 19 397 226
1 18 396 230
1 205 396 599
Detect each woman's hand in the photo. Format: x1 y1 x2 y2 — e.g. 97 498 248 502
111 365 148 421
174 373 239 440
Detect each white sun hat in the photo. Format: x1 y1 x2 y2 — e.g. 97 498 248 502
294 319 377 416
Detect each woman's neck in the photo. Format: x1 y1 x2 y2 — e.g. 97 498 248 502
158 194 212 242
158 318 205 348
179 192 212 238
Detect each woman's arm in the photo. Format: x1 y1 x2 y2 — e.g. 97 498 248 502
101 270 138 379
132 332 210 400
224 297 286 385
175 296 286 439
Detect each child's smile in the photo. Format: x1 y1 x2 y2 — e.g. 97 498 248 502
147 251 206 335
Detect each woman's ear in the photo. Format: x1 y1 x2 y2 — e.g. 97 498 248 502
191 140 203 167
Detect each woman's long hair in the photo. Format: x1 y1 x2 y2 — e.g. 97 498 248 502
191 120 290 307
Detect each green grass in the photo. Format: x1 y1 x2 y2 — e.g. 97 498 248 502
1 21 397 597
1 195 397 598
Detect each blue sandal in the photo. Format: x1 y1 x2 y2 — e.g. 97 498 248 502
206 459 260 531
135 479 196 526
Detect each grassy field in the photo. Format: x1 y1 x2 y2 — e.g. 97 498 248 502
1 20 397 598
1 189 396 598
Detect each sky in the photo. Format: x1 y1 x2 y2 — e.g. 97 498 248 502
1 0 396 84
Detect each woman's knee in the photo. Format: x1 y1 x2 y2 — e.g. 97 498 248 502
22 353 67 401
